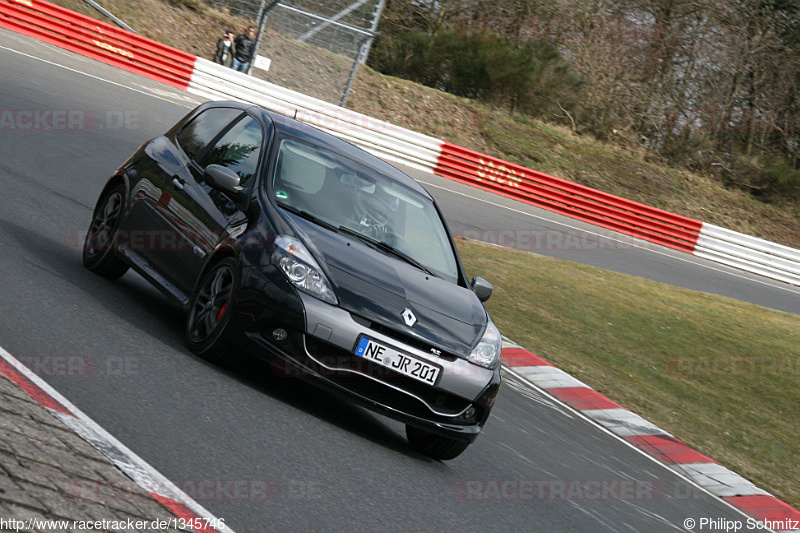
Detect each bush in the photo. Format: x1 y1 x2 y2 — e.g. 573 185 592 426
368 27 582 119
755 157 800 200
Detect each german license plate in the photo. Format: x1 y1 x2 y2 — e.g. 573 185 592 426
355 337 441 386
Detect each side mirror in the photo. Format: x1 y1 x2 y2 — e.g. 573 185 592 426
204 164 243 197
471 276 493 303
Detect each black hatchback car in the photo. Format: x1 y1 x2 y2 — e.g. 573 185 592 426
83 101 501 459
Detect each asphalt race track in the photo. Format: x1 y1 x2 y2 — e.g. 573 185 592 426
0 28 791 532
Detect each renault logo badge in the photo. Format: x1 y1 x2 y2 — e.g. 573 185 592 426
401 308 417 327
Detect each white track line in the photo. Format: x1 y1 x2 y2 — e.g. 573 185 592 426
500 363 780 532
0 41 200 108
0 343 235 533
417 177 800 298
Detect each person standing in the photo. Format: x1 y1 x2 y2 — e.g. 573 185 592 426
232 27 256 72
213 30 236 68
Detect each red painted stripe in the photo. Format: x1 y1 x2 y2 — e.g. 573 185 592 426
438 142 702 230
548 387 624 411
626 434 716 465
0 18 192 89
151 493 220 533
0 358 73 416
0 0 196 89
435 141 702 253
437 154 700 243
435 166 698 252
724 494 800 524
5 0 195 62
501 347 553 367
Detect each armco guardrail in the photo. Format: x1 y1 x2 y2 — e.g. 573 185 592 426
190 62 703 253
0 0 195 88
4 0 800 285
436 143 703 253
696 224 800 285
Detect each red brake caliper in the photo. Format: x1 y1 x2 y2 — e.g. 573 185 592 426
216 301 228 322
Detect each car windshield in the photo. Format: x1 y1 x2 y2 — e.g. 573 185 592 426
270 137 459 282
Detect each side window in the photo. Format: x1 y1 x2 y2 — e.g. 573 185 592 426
200 115 264 188
177 108 242 161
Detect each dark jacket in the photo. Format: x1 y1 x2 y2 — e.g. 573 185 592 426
213 38 236 67
234 34 256 63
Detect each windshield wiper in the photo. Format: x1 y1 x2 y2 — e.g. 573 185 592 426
337 225 436 277
279 203 338 232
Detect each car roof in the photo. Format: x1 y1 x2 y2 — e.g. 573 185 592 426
201 101 433 200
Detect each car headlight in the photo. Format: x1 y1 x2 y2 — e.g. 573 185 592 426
273 235 337 305
467 319 501 369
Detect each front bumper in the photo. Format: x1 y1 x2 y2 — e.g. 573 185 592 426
236 286 500 441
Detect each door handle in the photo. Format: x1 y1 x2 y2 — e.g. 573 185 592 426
172 177 185 190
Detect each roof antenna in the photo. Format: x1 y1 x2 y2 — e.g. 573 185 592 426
294 109 298 119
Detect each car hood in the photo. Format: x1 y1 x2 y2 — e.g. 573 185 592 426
288 215 487 356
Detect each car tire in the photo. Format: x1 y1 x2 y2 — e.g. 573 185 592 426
83 183 130 280
406 424 470 460
186 257 239 363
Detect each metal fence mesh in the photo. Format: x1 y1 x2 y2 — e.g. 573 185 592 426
205 0 260 18
204 0 382 105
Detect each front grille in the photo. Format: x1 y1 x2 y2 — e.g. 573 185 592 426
350 314 458 362
304 336 473 419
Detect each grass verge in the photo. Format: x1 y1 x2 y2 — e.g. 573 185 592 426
456 238 799 508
